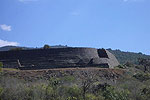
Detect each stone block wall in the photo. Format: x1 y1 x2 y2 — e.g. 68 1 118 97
0 47 119 69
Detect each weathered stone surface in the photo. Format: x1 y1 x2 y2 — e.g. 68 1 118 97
0 47 119 69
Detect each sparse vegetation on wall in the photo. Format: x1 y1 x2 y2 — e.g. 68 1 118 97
43 44 51 49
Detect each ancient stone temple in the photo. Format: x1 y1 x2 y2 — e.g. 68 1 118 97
0 47 119 69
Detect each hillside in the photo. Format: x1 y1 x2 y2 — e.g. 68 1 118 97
0 46 18 51
107 49 150 64
0 45 68 51
1 66 150 100
0 46 31 51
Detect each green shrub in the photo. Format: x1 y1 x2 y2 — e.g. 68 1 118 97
45 78 61 100
102 86 129 100
85 94 97 100
141 86 150 100
43 44 50 49
66 96 77 100
124 62 134 67
62 76 75 82
133 73 150 82
67 85 81 99
115 64 126 69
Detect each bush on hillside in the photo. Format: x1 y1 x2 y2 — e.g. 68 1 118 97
115 64 126 69
141 86 150 99
124 62 134 67
133 73 150 82
102 85 129 100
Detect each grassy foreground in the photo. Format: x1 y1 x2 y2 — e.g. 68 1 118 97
0 67 150 100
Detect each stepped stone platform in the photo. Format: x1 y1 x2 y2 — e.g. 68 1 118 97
0 47 119 69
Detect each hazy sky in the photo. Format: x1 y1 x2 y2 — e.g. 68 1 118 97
0 0 150 54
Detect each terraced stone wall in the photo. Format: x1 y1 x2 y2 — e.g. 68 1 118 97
0 47 119 69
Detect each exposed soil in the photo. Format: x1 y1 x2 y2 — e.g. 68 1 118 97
2 68 126 83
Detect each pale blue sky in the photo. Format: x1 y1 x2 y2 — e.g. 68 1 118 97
0 0 150 54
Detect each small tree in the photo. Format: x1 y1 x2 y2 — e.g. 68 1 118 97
79 70 97 100
124 62 134 67
45 78 60 100
138 58 150 72
43 44 50 49
67 85 81 100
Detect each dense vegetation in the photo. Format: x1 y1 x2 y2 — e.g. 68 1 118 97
0 63 150 100
107 49 150 64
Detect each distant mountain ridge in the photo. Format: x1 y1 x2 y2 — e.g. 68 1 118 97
0 46 31 51
0 45 68 51
0 46 18 51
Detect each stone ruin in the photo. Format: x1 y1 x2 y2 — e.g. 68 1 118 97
0 47 119 69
